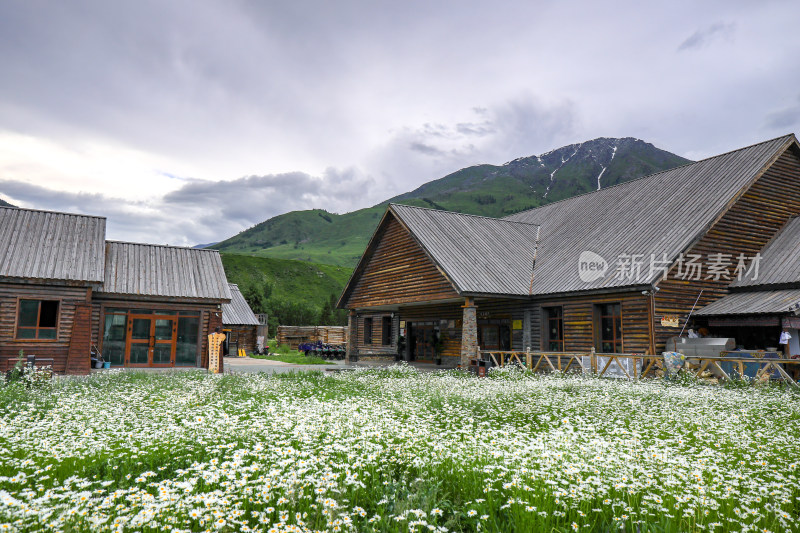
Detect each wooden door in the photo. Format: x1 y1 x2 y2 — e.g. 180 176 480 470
479 324 501 350
413 324 436 362
125 315 178 367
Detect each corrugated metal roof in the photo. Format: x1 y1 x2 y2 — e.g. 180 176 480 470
390 204 540 296
0 206 106 283
98 241 232 301
505 134 797 295
696 289 800 315
731 216 800 288
223 283 260 325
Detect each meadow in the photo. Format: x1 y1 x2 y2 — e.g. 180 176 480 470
0 367 798 532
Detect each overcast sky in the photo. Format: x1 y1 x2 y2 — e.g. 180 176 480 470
1 0 799 246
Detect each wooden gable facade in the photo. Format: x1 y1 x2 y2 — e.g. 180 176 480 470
339 135 800 367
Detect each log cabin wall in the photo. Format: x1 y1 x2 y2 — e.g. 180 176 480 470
654 146 800 352
383 299 532 363
343 214 459 309
355 312 398 359
0 282 91 373
532 290 652 354
225 325 257 353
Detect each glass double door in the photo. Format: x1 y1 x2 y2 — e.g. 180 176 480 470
126 314 178 367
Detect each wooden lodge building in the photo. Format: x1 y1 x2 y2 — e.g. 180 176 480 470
0 206 231 374
338 134 800 366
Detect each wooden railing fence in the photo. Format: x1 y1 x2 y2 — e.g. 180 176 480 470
477 349 800 388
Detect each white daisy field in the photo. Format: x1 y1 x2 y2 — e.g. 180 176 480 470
0 366 797 532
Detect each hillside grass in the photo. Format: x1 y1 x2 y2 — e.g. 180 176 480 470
220 253 352 308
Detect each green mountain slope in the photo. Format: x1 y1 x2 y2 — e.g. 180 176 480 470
0 198 15 207
221 253 352 333
216 137 690 266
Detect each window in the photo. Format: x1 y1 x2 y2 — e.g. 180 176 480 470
542 307 563 352
381 316 392 346
16 299 59 340
595 303 622 353
363 317 373 345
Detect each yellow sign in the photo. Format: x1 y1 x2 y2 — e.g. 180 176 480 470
399 321 406 328
660 315 680 328
512 320 523 330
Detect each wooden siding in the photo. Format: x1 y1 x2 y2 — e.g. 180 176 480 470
355 314 397 357
377 299 532 361
0 282 91 373
343 215 459 309
654 146 800 351
532 291 652 354
225 325 258 353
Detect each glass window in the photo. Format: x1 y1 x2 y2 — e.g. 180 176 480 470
363 318 373 345
16 300 59 340
176 316 200 366
381 316 392 346
102 314 127 366
595 303 622 353
543 307 564 352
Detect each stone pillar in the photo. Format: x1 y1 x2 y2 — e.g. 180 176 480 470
346 310 358 364
460 297 478 369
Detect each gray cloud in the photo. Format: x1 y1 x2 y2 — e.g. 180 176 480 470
1 166 376 246
678 22 736 51
763 95 800 130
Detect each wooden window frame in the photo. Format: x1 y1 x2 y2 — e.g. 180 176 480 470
594 302 623 354
363 317 373 345
14 297 61 342
381 316 392 346
541 306 564 352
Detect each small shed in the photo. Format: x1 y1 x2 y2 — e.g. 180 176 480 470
222 283 260 354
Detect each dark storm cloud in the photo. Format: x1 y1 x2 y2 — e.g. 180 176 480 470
678 22 736 51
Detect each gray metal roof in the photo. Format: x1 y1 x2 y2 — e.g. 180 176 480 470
696 289 800 315
98 241 231 301
0 206 106 283
390 204 540 296
223 283 260 325
731 217 800 288
505 134 798 295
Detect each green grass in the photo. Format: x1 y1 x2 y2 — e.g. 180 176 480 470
1 368 797 532
220 253 351 307
248 340 330 364
250 353 329 364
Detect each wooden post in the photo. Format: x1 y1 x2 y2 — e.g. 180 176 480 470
526 347 532 370
460 297 478 369
346 310 357 364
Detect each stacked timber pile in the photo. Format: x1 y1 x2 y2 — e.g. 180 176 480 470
277 326 348 350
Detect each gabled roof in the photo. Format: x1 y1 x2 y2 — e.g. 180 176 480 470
223 283 260 325
695 289 800 316
731 216 800 289
0 206 106 284
506 134 799 295
98 241 231 301
389 204 541 296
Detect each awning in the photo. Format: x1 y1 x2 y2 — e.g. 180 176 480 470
696 289 800 316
